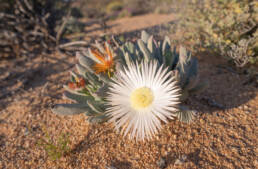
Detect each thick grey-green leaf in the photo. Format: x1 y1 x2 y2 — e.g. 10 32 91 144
88 99 106 111
152 39 162 62
147 36 155 55
88 114 108 123
76 52 95 73
182 58 198 89
126 42 136 57
96 84 109 98
141 30 151 43
76 64 87 78
115 61 123 71
169 46 178 69
178 46 189 70
85 71 102 86
63 91 93 103
85 110 101 116
88 49 103 63
124 52 132 65
52 104 90 115
116 47 127 65
97 73 110 84
138 39 151 62
93 41 105 53
176 49 197 88
162 36 171 66
70 71 79 80
177 106 196 123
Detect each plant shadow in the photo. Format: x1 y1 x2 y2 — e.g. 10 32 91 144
186 51 257 115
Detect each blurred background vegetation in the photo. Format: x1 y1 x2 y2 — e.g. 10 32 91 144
0 0 257 68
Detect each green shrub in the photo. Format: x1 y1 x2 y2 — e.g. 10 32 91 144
170 0 258 67
106 1 123 13
37 128 70 161
0 0 71 59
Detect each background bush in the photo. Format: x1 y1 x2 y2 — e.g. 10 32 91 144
170 0 258 67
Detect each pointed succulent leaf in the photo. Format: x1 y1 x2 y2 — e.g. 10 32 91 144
52 104 90 115
63 85 82 94
152 38 162 62
70 71 83 83
162 36 171 66
84 72 102 86
93 40 105 53
159 40 164 63
87 100 105 114
97 73 110 84
87 89 102 101
170 46 179 69
115 62 123 72
147 36 154 53
179 46 189 68
63 91 93 103
147 35 157 59
96 84 109 98
137 39 151 62
164 51 173 68
141 30 151 43
80 49 99 64
176 48 197 88
88 115 108 123
76 64 87 78
124 42 135 55
115 47 127 65
70 71 79 79
88 49 102 63
170 69 180 82
76 52 95 73
84 110 102 116
177 105 196 123
124 52 132 65
70 72 77 83
135 49 143 62
182 58 198 89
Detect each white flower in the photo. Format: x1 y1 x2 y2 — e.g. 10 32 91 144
106 61 181 141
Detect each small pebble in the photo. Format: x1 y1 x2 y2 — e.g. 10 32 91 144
174 155 187 165
105 166 117 169
157 157 166 168
24 127 29 136
245 110 251 114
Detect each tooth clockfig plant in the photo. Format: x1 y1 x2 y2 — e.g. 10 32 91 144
116 31 206 123
52 31 206 125
52 41 116 123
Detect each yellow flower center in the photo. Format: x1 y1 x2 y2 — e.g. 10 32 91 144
130 87 154 110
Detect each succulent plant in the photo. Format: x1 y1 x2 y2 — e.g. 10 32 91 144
51 41 116 123
52 31 205 123
116 31 206 122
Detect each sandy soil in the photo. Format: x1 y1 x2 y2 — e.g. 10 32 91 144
0 13 257 169
86 13 176 36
